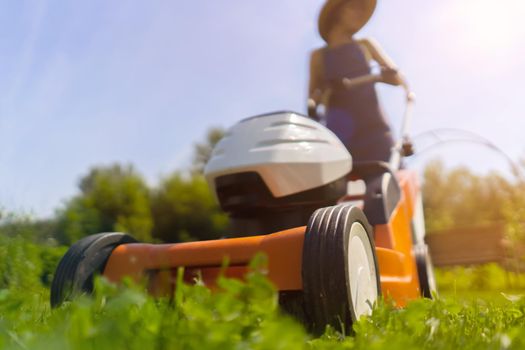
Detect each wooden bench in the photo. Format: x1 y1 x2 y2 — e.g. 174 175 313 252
426 224 507 267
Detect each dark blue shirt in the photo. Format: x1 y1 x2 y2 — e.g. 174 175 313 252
322 41 393 162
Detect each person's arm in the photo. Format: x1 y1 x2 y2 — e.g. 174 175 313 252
358 37 404 86
308 49 325 118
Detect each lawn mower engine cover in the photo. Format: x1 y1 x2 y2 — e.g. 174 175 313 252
204 112 352 215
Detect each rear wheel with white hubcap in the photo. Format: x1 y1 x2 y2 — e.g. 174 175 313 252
302 204 381 334
415 243 438 299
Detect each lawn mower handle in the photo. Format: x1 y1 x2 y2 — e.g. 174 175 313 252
307 72 416 170
389 78 416 171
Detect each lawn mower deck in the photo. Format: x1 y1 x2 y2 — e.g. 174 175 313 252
102 169 422 307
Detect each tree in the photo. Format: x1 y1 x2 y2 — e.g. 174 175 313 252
151 172 229 242
191 127 225 174
56 164 153 244
149 126 230 242
422 159 513 232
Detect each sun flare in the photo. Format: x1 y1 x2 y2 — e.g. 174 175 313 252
455 0 525 50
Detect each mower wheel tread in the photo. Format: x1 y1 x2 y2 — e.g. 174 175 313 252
50 232 136 307
302 204 380 334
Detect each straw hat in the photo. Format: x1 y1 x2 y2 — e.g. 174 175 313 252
318 0 377 42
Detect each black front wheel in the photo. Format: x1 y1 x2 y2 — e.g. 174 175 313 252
50 232 137 307
302 204 381 334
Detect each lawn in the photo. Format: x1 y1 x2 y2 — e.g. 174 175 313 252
1 236 525 350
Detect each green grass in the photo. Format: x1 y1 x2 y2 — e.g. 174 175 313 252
2 236 525 349
3 275 525 350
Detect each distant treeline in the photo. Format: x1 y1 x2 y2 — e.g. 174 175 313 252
0 127 228 245
422 159 525 239
1 127 525 246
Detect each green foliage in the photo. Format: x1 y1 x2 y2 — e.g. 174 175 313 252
56 164 153 244
0 235 65 290
435 263 525 293
151 173 229 242
0 239 308 350
345 297 525 350
50 163 229 244
3 237 525 349
147 126 229 242
50 126 229 243
501 166 525 256
191 127 225 174
0 211 57 243
423 159 514 232
3 262 525 349
53 163 228 244
422 159 525 271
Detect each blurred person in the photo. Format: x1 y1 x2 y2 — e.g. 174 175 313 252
308 0 404 162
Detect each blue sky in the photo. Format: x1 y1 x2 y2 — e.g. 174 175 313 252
1 0 525 217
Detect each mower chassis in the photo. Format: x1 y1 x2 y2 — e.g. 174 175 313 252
104 170 422 306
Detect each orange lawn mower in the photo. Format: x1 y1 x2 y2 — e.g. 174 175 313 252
50 72 437 333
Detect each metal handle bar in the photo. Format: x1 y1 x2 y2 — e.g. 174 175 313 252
390 79 416 170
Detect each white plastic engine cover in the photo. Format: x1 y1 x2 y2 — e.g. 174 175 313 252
204 112 352 198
